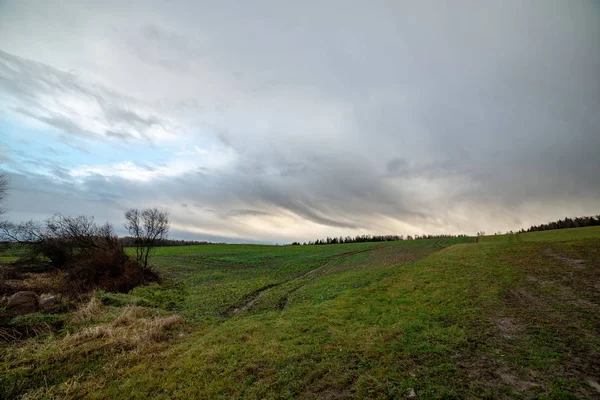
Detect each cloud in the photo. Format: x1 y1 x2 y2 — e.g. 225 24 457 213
0 50 175 143
0 0 599 242
226 209 272 217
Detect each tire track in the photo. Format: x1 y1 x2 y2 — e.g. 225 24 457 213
223 246 382 316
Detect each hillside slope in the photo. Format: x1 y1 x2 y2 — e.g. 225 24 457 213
2 230 599 399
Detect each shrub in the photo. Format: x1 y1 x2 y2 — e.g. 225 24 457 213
0 215 159 296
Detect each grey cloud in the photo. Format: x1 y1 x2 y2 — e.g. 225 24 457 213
105 130 136 140
0 0 599 241
278 162 308 178
226 209 272 217
168 228 269 245
110 109 160 128
0 49 169 142
386 158 409 176
57 136 91 154
37 113 95 139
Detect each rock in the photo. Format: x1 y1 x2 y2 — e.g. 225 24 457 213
40 296 60 309
6 291 40 315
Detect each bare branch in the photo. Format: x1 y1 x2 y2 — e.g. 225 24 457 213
124 208 170 269
0 171 8 217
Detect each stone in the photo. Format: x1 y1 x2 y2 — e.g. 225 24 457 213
40 296 60 309
6 291 40 315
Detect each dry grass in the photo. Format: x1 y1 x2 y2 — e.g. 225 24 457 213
0 327 19 341
1 302 185 398
62 305 184 353
18 271 69 293
0 269 71 300
70 295 102 322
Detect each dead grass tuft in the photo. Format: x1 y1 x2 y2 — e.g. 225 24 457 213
111 305 146 326
0 327 19 341
70 295 102 321
62 306 184 352
19 271 69 294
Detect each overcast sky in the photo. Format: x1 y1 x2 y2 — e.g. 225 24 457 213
0 0 599 243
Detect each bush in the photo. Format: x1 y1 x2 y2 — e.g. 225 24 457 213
0 215 160 296
65 248 158 294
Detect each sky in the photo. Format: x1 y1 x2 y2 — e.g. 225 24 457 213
0 0 599 243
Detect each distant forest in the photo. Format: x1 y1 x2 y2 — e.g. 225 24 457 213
519 215 600 233
291 234 467 246
292 215 600 246
118 237 222 247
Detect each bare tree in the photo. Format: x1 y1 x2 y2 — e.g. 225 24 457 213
0 212 158 293
0 214 120 267
124 208 170 270
0 171 7 218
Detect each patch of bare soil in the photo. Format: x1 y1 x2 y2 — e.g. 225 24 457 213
587 378 600 394
543 248 586 269
504 287 543 309
494 317 523 339
455 352 542 398
480 244 600 397
497 369 539 392
305 387 353 400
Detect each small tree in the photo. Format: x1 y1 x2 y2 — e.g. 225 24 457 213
124 208 170 270
0 215 120 266
0 214 159 293
0 171 7 218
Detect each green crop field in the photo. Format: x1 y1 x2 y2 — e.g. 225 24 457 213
2 229 600 399
479 226 600 244
0 244 30 264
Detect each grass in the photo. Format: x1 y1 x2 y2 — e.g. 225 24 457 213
128 241 397 319
0 244 30 264
2 230 600 398
479 225 600 243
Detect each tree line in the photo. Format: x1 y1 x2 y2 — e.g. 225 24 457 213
118 237 220 247
291 233 467 246
518 215 600 233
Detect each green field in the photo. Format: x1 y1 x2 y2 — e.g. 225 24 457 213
0 244 30 264
479 226 600 244
2 229 600 399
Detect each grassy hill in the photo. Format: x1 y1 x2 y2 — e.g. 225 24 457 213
480 226 600 243
2 229 599 398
